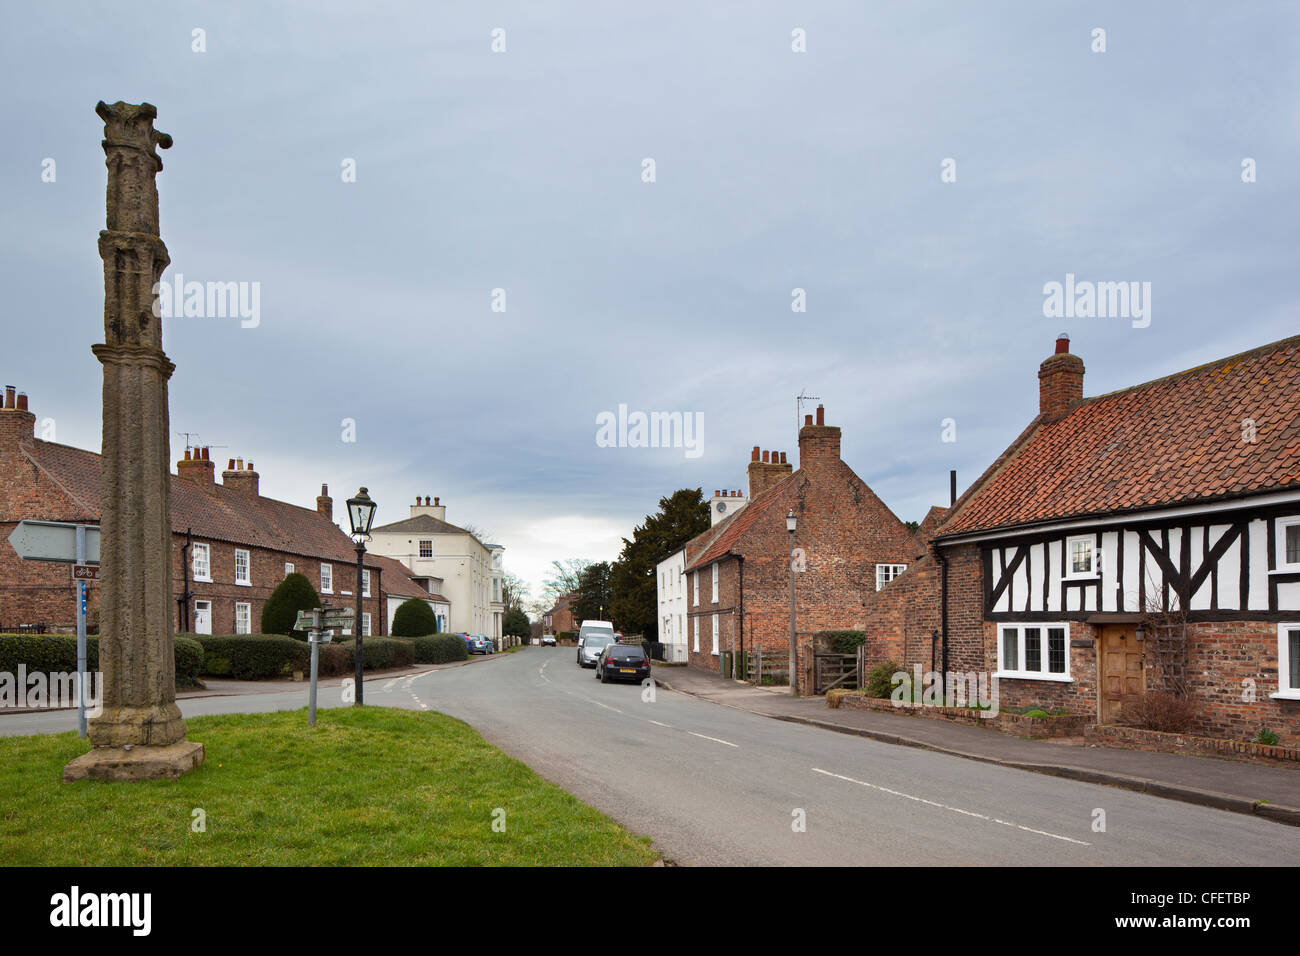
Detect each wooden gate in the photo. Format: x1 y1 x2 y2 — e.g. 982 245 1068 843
813 652 859 695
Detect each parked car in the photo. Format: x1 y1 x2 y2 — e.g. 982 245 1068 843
541 634 557 646
595 642 651 683
579 629 613 665
468 634 495 655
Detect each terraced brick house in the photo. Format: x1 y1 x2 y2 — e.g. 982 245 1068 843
676 407 918 689
863 334 1300 740
0 385 433 639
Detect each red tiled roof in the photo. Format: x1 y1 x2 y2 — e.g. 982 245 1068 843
685 473 796 571
937 335 1300 538
19 438 376 567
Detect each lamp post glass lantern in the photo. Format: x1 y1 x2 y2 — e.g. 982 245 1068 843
346 487 376 706
787 509 798 697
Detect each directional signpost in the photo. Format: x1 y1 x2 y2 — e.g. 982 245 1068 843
295 606 354 726
7 520 101 737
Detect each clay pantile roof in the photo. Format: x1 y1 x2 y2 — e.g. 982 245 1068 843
937 335 1300 538
685 473 796 571
20 438 378 568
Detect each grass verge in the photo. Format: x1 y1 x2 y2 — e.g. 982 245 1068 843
0 707 658 866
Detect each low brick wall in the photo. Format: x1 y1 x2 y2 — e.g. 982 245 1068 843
1085 724 1300 765
831 692 1089 738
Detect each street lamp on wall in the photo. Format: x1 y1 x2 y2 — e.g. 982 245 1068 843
787 509 798 697
346 487 377 706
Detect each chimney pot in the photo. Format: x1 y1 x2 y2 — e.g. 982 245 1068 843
780 452 787 464
202 447 210 461
228 458 236 470
425 496 431 506
804 414 813 427
15 392 27 411
751 445 760 462
184 448 192 461
434 497 439 506
321 484 328 496
4 386 14 408
1055 332 1070 355
815 404 825 426
714 489 720 497
247 461 253 471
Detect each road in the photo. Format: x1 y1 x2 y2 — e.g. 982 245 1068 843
5 646 1298 865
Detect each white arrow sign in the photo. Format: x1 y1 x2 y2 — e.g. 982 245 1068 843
7 520 100 564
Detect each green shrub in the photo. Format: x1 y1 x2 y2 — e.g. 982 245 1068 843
260 572 322 638
193 634 309 680
329 637 415 671
818 630 867 655
173 637 204 687
391 599 437 637
409 634 469 665
1023 709 1051 719
1254 726 1280 746
865 660 905 699
0 634 204 688
503 607 530 638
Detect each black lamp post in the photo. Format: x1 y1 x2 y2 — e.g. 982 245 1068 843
346 487 377 706
787 508 798 697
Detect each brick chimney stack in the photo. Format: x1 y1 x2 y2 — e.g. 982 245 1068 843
0 385 36 449
176 445 216 487
222 457 260 496
748 445 794 499
1038 333 1085 421
797 403 841 468
317 483 333 519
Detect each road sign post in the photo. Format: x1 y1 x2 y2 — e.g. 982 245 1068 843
296 607 352 726
7 520 100 738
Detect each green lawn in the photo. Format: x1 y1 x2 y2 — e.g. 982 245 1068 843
0 707 659 866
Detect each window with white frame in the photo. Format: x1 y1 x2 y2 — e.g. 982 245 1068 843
418 540 433 558
711 564 719 603
362 569 371 597
693 570 699 606
997 623 1071 680
711 614 719 655
320 563 333 593
875 564 907 591
1066 535 1096 577
362 612 372 637
284 562 294 577
1277 518 1300 572
234 548 251 585
192 543 211 582
1275 624 1300 700
234 602 251 635
693 616 699 652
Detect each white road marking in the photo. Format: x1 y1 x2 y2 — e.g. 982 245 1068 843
688 731 738 748
647 720 673 729
811 768 1090 846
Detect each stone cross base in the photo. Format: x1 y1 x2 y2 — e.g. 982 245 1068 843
63 740 205 783
88 702 189 748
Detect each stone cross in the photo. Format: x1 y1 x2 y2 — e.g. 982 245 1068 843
64 102 204 782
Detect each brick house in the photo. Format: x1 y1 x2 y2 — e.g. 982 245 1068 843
0 386 436 638
862 334 1300 740
678 406 918 690
544 592 578 635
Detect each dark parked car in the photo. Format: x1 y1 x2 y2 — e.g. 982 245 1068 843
595 643 651 683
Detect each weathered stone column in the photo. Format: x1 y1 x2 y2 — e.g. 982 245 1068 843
64 101 204 782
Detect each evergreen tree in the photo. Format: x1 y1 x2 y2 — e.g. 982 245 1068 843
260 572 322 638
392 598 438 637
609 489 710 640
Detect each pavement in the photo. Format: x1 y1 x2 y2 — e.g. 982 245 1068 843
651 664 1300 826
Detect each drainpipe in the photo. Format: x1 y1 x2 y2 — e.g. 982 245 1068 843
938 546 949 682
178 527 193 633
736 555 745 679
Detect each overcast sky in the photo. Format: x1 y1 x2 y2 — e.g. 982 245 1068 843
3 2 1297 602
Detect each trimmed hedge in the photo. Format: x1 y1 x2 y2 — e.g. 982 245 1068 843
191 634 309 680
408 634 469 665
260 572 322 638
391 599 437 637
0 634 205 688
329 637 415 671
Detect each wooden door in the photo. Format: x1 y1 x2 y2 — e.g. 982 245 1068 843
1099 625 1144 723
